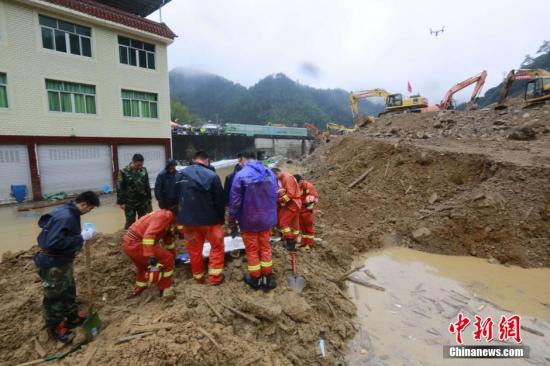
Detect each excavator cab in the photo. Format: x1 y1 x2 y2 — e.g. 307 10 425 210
525 77 550 103
386 94 403 107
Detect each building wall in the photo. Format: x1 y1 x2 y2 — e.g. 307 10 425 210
0 0 171 139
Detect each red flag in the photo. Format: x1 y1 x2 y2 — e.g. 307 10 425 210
407 81 413 93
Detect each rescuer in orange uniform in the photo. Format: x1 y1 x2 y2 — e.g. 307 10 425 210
176 151 226 285
122 209 177 297
272 167 302 251
294 174 319 251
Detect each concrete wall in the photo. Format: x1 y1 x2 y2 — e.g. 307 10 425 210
0 0 171 139
255 137 311 159
172 134 255 162
172 134 312 162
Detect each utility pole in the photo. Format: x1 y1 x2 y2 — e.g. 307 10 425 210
159 0 165 22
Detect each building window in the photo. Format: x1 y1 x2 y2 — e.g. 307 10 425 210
0 73 7 108
122 89 158 118
118 36 155 70
46 79 96 114
39 15 92 57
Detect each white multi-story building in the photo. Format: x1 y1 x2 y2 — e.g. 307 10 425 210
0 0 175 201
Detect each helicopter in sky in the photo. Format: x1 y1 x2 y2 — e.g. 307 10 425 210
429 26 445 36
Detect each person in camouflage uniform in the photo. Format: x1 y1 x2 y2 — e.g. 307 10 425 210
117 153 153 228
34 191 100 343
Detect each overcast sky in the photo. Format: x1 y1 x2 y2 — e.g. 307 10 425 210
150 0 548 104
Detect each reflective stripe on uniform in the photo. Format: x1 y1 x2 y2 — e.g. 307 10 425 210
163 270 174 278
142 238 155 245
208 268 223 275
260 261 272 268
247 264 261 271
164 243 176 249
292 230 300 235
136 281 148 288
176 225 184 230
280 227 291 233
302 234 314 239
193 273 205 279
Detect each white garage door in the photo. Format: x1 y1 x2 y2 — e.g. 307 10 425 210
37 144 112 195
117 145 165 187
0 145 32 202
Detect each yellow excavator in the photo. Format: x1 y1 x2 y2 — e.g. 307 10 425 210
326 122 355 136
496 68 550 109
349 89 429 126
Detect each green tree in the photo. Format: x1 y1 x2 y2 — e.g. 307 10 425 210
170 99 198 125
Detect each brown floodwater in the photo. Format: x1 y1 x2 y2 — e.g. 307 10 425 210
345 247 550 366
0 166 234 257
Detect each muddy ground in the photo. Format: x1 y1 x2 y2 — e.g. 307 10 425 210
1 102 549 365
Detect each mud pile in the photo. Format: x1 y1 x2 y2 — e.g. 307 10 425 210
307 104 550 267
0 231 358 366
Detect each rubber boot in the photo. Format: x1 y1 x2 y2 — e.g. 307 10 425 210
285 239 296 252
244 274 262 290
261 275 277 293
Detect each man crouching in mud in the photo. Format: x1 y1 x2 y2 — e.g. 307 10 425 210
34 191 100 343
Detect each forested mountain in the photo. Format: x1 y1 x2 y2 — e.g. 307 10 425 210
478 41 550 107
169 68 383 127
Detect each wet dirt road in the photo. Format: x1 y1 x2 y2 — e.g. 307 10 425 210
345 247 550 366
0 166 234 257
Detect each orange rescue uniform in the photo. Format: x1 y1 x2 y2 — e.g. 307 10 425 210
298 180 318 248
122 209 176 291
177 225 225 285
277 172 302 240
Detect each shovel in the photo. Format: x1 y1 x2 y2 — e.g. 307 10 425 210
12 343 83 366
287 251 305 293
82 224 101 339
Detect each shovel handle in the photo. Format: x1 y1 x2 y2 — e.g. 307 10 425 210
85 241 93 309
291 251 297 275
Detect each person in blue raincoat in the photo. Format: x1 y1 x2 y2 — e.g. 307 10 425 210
228 152 278 291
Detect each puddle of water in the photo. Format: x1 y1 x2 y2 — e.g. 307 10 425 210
0 167 234 256
345 247 550 366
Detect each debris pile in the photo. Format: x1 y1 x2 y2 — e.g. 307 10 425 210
0 231 359 366
307 103 550 267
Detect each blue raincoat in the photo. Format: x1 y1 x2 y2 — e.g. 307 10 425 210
229 161 278 232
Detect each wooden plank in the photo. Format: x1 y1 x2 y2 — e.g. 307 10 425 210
346 276 385 292
198 327 222 349
336 265 365 282
223 305 260 324
348 167 374 189
129 322 176 335
200 295 226 323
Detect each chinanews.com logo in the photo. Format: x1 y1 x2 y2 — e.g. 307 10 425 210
444 312 529 359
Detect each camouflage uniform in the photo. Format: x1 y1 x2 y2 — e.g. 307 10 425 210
117 164 152 229
36 263 78 328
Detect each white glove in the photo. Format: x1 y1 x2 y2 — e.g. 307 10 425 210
81 228 96 241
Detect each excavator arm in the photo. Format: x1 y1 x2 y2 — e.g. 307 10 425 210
497 69 550 107
439 70 487 110
349 89 390 127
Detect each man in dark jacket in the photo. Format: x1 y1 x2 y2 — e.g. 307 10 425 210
34 191 100 343
224 154 244 205
229 152 278 291
154 160 178 210
117 153 152 229
176 151 225 285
